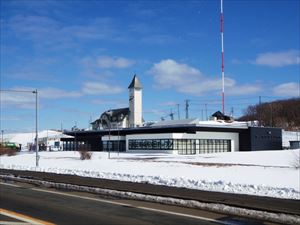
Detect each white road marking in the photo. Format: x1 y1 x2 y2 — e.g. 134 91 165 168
136 206 231 225
31 187 228 224
0 182 21 188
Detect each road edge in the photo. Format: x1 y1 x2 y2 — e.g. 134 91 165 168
1 174 299 225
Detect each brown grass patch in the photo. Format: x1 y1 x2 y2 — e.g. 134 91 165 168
0 146 17 156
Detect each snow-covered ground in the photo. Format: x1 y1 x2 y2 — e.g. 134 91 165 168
1 150 299 200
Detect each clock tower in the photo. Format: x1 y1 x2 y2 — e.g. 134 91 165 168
128 75 142 127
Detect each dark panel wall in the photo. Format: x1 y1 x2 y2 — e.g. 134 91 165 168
239 129 251 151
249 127 282 151
75 135 102 151
239 127 282 151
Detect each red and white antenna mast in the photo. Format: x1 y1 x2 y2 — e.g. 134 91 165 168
220 0 225 113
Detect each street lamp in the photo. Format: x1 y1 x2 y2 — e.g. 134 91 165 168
106 111 113 159
33 89 39 167
117 114 124 157
0 89 39 167
117 122 120 157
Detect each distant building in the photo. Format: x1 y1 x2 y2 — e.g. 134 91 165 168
91 108 130 130
65 75 282 154
91 75 143 130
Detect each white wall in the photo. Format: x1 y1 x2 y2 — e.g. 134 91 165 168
134 89 142 126
282 130 300 148
125 131 239 153
129 88 142 127
102 135 126 141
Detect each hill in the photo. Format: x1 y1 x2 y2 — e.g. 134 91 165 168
238 98 300 131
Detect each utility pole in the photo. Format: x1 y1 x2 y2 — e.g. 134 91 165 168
230 107 234 117
107 111 113 159
185 100 190 119
177 104 180 120
117 122 120 157
89 116 92 130
34 89 39 167
259 96 262 127
270 103 273 127
205 104 208 120
170 109 174 120
1 130 3 144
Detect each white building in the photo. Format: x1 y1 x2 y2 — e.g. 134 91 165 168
65 75 282 154
128 75 143 127
91 75 143 130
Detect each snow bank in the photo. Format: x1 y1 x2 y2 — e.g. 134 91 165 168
1 150 299 199
3 130 69 147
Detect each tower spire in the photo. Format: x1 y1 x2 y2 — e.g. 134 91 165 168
128 74 142 89
128 75 143 127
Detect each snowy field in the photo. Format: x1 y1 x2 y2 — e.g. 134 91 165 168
1 150 299 200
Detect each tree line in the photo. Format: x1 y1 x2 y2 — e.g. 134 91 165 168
238 98 300 131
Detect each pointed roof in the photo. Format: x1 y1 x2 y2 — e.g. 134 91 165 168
128 75 142 89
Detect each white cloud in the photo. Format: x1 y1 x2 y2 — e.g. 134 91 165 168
149 59 261 96
226 84 262 96
159 101 178 106
230 59 242 64
2 81 124 109
7 15 121 49
254 50 300 67
273 82 300 97
1 91 36 109
82 82 124 95
91 99 127 108
39 88 81 99
141 34 181 45
0 116 21 121
149 59 200 89
1 87 82 109
96 56 135 68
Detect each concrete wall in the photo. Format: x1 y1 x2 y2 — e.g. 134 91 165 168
282 130 300 148
125 131 239 153
102 135 126 141
129 88 142 127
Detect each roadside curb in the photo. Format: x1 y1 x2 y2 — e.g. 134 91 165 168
1 174 300 225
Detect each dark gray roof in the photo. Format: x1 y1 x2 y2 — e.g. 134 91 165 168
212 111 231 121
91 108 129 124
128 75 142 89
104 107 129 118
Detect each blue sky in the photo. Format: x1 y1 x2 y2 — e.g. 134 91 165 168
1 0 299 132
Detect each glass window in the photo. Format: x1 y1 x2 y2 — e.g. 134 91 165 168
198 139 231 154
128 139 174 151
127 138 231 153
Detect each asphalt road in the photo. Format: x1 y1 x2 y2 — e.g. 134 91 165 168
0 182 271 225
